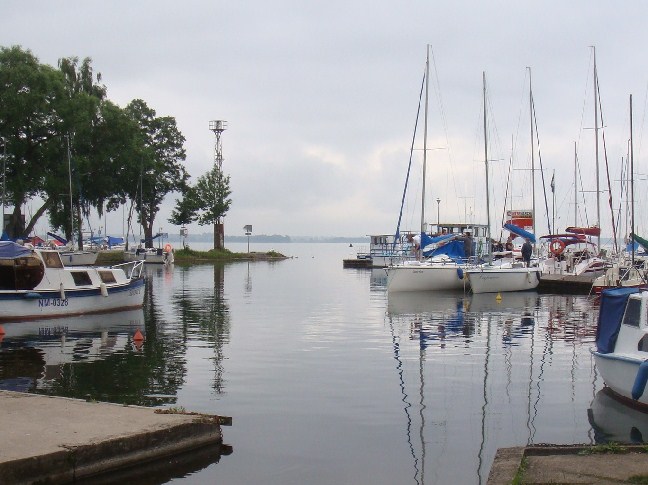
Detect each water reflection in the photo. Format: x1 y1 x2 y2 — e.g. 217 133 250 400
0 308 145 395
386 291 601 485
0 263 232 406
588 388 648 444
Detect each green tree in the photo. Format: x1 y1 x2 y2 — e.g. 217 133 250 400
170 165 232 250
0 46 67 238
125 99 188 248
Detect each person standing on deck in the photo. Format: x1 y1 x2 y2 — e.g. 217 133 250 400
522 238 532 267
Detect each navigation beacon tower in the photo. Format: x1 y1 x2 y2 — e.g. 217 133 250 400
209 119 228 249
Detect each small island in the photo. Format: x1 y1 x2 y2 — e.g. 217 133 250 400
95 248 288 266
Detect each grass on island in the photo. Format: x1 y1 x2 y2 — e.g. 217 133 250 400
173 247 287 262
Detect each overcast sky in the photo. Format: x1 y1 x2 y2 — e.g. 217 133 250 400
3 1 648 239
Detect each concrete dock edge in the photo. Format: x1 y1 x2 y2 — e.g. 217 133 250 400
0 391 230 484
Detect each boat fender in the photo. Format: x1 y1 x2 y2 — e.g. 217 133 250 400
24 292 42 299
632 360 648 400
59 283 65 300
457 268 464 280
164 243 172 253
100 283 108 297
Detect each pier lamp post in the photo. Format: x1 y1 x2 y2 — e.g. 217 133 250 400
244 225 252 253
436 198 441 231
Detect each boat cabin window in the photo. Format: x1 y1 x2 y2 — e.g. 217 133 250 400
622 298 642 328
639 335 648 352
71 271 93 286
41 251 63 269
99 271 116 284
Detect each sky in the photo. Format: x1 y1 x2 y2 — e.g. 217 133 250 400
3 1 648 239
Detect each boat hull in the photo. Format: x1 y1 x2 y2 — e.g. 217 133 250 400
466 267 540 294
0 278 146 322
592 351 648 406
386 262 467 292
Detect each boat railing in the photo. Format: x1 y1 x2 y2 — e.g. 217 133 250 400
113 260 145 280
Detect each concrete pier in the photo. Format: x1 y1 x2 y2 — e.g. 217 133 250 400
488 445 648 484
0 391 231 484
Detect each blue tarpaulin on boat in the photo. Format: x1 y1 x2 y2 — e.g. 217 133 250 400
422 238 466 260
106 236 124 247
503 223 536 243
596 287 640 354
0 241 33 259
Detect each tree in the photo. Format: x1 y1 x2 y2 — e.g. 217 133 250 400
125 99 188 248
169 165 232 250
0 46 67 239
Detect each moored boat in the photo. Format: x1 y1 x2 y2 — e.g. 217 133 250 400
0 241 145 321
592 288 648 406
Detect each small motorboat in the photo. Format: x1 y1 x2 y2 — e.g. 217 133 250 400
592 287 648 406
0 241 145 321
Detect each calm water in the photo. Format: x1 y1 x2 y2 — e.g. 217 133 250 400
0 243 641 484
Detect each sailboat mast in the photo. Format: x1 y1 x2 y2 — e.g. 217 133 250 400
630 94 635 266
528 68 536 238
593 46 601 254
421 45 430 236
574 142 577 227
483 72 492 257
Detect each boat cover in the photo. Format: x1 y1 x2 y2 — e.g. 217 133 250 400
47 232 68 245
0 241 33 259
421 233 467 260
631 233 648 253
504 223 536 243
566 226 601 237
596 287 640 354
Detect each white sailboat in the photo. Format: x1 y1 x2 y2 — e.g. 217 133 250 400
466 72 540 294
386 45 471 293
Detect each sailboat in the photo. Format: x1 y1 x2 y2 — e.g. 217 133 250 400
465 73 540 294
592 95 648 293
385 45 472 293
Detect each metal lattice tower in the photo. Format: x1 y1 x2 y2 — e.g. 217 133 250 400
209 120 228 171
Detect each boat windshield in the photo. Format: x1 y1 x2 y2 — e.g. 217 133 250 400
622 298 642 328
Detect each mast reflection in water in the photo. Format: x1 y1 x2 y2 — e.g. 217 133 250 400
386 290 599 485
0 243 615 484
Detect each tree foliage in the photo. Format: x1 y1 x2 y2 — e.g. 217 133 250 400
169 165 232 250
0 46 192 247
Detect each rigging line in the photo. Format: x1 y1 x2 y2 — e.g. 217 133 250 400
530 94 552 235
596 78 618 253
429 47 459 200
393 68 426 251
498 136 515 242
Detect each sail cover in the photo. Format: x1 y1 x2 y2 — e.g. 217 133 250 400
503 223 536 243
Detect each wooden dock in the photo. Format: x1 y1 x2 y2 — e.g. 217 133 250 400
343 258 373 268
0 391 231 484
538 273 595 295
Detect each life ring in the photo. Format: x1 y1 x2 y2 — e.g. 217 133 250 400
549 239 565 256
164 243 172 253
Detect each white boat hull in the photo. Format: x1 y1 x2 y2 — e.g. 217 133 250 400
0 278 145 322
466 266 540 294
592 351 648 406
386 261 467 292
